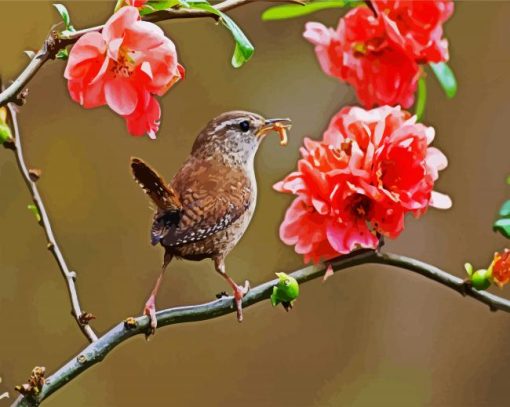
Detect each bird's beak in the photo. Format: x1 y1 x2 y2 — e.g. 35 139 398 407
257 118 292 146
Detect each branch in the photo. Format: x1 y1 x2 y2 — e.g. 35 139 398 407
11 249 510 406
5 104 98 343
0 0 302 108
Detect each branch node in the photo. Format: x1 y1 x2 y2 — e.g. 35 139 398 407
46 242 54 251
460 279 472 297
78 312 96 325
3 139 15 150
76 355 87 364
14 366 45 397
43 31 67 60
29 168 42 182
12 88 29 106
123 317 138 329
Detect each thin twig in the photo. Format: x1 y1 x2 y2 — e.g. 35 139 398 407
0 0 302 108
11 249 510 406
5 104 98 343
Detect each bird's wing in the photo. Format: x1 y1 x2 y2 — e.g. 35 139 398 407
161 158 252 247
130 157 183 245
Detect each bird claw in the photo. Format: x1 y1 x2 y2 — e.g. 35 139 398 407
143 296 158 339
233 280 250 322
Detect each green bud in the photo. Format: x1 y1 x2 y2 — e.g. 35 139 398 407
270 272 299 308
27 204 41 223
470 268 491 291
0 123 12 144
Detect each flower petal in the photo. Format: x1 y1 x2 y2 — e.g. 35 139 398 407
64 32 106 80
124 93 161 138
430 191 452 209
124 21 165 51
103 6 139 44
104 78 138 116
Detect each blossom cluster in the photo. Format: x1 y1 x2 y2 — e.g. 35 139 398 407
275 105 451 263
304 1 454 108
65 6 183 139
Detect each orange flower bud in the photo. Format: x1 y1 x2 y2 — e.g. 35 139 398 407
491 249 510 288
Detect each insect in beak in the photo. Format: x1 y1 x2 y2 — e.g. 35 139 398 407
257 118 292 146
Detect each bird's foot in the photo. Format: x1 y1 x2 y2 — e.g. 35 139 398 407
143 295 158 339
233 280 250 322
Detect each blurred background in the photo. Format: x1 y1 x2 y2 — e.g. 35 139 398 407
1 1 510 406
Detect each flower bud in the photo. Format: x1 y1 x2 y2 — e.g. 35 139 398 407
465 262 491 290
491 249 510 288
0 108 12 144
271 272 300 309
471 269 491 291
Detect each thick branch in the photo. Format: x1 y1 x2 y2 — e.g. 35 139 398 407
5 104 98 343
12 249 510 406
0 0 302 108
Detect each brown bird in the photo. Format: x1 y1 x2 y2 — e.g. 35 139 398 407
131 111 291 335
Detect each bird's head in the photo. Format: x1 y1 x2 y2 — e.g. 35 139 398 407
191 110 291 166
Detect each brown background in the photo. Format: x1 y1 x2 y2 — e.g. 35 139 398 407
1 1 510 406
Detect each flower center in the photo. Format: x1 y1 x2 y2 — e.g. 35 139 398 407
353 37 387 57
111 49 135 78
351 194 371 219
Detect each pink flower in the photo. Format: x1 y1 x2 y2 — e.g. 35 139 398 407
64 6 184 138
373 0 454 63
275 105 451 263
304 8 420 108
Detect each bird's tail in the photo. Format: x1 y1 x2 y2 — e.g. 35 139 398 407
130 157 182 245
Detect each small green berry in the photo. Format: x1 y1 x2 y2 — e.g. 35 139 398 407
470 269 491 291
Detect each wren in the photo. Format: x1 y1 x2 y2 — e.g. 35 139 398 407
131 111 291 335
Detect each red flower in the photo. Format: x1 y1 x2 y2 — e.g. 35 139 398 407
304 7 420 108
491 249 510 288
64 6 184 138
304 1 453 108
373 0 454 63
275 105 451 263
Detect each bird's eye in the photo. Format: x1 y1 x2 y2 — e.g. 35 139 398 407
239 120 250 132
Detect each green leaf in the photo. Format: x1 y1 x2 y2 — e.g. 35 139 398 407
430 62 457 99
139 0 182 16
27 204 42 223
189 2 254 67
262 1 351 21
53 4 75 32
464 263 473 277
506 175 510 185
494 218 510 239
414 77 427 121
498 200 510 218
56 48 69 60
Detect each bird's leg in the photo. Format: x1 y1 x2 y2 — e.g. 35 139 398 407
214 256 250 322
143 248 173 337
